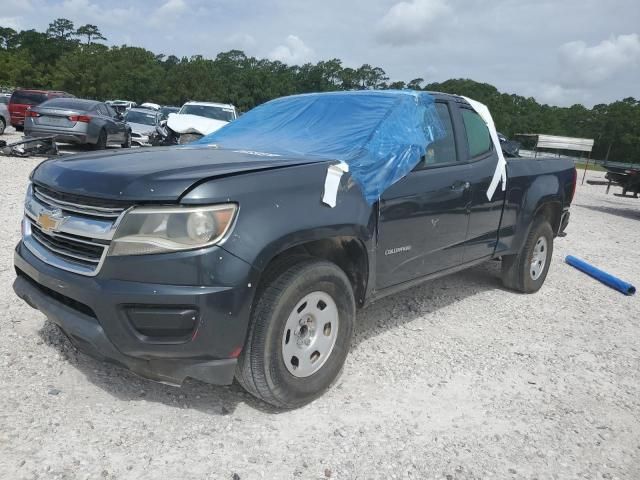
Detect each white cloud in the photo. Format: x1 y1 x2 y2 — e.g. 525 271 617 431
527 83 590 107
149 0 188 27
375 0 451 46
46 0 136 28
268 35 313 64
0 16 24 30
558 33 640 87
226 33 256 50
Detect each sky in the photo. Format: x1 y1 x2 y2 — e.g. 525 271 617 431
1 0 639 107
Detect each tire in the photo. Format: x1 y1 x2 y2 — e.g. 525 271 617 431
93 129 107 150
0 118 5 135
236 258 355 408
121 130 132 148
15 125 24 132
501 217 554 293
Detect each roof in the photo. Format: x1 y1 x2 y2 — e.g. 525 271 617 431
518 133 595 153
128 107 160 114
14 89 67 94
183 101 236 109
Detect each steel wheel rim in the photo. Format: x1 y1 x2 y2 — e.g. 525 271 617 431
282 291 339 378
530 236 548 280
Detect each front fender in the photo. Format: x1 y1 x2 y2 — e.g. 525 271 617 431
180 162 376 271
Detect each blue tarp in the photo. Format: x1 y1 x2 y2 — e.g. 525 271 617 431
195 90 446 204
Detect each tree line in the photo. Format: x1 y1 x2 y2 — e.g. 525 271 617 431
0 19 638 163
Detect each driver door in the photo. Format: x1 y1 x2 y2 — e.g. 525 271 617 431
376 101 471 289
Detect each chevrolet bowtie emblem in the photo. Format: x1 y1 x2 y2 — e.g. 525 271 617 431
37 209 66 232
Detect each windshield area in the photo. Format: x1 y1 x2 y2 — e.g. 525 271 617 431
126 110 158 126
179 104 235 122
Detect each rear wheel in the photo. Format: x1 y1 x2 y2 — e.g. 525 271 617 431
93 129 107 150
15 125 24 132
0 118 5 135
121 130 131 148
501 217 554 293
236 258 355 409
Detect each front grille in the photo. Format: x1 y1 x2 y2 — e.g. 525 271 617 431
33 184 127 218
29 220 106 267
24 184 129 276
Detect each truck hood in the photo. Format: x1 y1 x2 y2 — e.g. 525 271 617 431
32 146 326 202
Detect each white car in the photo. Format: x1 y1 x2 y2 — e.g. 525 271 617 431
166 101 237 138
0 96 9 135
140 102 161 111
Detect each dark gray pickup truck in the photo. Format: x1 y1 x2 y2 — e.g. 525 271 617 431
13 91 576 408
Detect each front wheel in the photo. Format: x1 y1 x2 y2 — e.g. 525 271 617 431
501 217 554 293
0 118 5 135
236 258 355 408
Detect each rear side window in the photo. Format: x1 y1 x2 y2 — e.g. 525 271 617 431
10 91 48 105
462 109 492 158
40 98 96 110
105 104 117 117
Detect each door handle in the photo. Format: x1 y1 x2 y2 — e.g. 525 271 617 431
451 181 470 191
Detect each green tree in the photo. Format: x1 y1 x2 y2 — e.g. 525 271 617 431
0 27 17 49
407 78 424 90
75 24 106 44
46 18 75 40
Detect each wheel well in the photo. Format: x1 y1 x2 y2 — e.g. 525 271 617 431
260 237 369 307
535 202 562 235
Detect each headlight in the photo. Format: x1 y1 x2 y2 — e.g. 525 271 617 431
108 204 237 256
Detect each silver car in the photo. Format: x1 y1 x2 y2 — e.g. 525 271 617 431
124 108 162 146
0 102 8 135
24 98 132 149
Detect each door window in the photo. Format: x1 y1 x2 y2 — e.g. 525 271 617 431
416 102 457 168
461 109 492 158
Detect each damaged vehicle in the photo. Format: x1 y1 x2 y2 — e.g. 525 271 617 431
124 108 163 146
160 105 180 120
24 98 132 149
164 101 237 144
13 91 576 408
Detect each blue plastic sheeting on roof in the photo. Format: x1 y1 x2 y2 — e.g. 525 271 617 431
194 90 446 204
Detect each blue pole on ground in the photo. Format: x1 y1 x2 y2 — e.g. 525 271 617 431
565 255 636 296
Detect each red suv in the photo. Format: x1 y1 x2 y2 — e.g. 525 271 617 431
9 89 74 131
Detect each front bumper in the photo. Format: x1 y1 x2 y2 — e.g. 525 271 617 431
131 133 152 146
14 241 259 386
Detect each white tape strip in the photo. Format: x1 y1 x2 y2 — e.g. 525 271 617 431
322 162 349 208
461 96 507 200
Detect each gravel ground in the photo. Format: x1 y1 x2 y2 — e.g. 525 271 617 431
1 135 639 480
